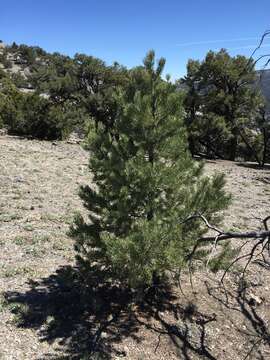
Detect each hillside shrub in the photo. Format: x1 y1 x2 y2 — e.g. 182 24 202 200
0 80 63 139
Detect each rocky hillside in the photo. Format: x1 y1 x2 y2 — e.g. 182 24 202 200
0 41 49 92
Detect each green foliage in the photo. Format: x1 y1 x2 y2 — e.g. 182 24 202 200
11 44 37 66
1 40 267 165
0 50 12 69
0 42 128 139
73 54 127 131
10 72 29 88
70 51 230 290
207 241 240 273
182 49 264 162
248 104 270 166
28 51 127 137
0 79 23 131
0 79 64 139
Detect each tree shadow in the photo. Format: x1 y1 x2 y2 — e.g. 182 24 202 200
205 279 270 359
135 299 217 360
4 265 217 360
236 162 270 171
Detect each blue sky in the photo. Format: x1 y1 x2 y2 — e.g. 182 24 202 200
1 0 270 79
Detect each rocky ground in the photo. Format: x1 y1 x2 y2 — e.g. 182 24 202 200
0 135 270 360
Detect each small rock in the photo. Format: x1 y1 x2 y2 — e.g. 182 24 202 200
14 176 24 183
0 128 7 136
249 293 263 306
107 314 114 322
118 350 127 357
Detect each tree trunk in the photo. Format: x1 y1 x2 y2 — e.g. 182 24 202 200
228 131 238 161
238 128 262 167
262 127 268 168
188 135 195 157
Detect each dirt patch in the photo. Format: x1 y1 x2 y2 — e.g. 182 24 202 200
0 136 270 359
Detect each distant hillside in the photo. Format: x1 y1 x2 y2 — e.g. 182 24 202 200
0 41 51 91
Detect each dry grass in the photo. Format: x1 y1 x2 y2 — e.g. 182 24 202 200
1 135 270 359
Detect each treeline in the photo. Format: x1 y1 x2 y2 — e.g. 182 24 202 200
0 43 269 165
0 42 127 139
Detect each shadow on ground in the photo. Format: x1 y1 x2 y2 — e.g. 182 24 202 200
4 266 218 360
206 279 270 360
236 162 270 171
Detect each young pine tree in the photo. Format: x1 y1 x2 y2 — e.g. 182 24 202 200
71 51 230 290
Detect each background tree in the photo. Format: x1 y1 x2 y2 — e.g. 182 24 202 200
0 78 67 139
182 49 263 162
30 52 127 136
250 103 270 166
71 51 230 291
73 54 127 131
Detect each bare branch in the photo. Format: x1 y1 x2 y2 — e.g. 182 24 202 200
183 214 270 281
250 30 270 60
180 213 223 234
182 213 270 244
263 216 270 231
200 230 270 242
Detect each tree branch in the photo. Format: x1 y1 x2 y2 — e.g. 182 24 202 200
182 214 270 244
183 214 270 279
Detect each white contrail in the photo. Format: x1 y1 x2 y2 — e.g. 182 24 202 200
216 43 270 51
175 37 260 47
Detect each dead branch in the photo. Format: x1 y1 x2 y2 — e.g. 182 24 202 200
250 30 270 61
183 214 270 244
183 214 270 281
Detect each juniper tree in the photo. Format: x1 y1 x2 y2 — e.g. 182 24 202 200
71 51 230 290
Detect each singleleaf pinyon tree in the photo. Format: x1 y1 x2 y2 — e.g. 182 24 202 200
71 51 230 291
182 50 262 162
